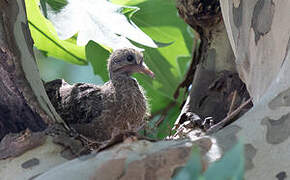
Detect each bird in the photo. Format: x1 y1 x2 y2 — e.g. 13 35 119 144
45 48 154 141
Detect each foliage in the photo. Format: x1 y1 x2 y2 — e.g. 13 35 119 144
26 0 86 65
85 41 111 82
173 142 244 180
26 0 193 138
43 0 157 50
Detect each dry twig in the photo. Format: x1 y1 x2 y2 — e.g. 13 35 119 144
206 97 253 135
228 90 237 115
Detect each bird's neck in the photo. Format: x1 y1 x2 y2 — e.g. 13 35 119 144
110 74 139 91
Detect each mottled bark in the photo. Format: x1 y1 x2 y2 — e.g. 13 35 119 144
0 0 62 139
34 137 213 180
215 0 290 179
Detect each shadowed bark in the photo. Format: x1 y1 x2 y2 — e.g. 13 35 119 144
175 0 252 130
0 0 62 139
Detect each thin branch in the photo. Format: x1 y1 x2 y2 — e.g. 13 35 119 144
149 101 174 119
228 90 237 115
155 102 176 127
136 101 176 133
174 38 199 99
206 97 253 135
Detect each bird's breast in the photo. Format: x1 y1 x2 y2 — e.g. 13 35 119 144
117 85 147 116
106 78 148 129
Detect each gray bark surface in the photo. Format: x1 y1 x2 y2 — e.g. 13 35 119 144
0 0 63 139
216 0 290 179
34 137 214 180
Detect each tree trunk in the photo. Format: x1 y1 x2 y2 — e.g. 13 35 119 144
215 0 290 179
0 1 73 179
0 0 62 140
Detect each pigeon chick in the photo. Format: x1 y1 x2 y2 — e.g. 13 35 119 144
46 48 154 141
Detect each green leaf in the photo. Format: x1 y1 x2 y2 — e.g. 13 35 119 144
85 41 110 82
40 0 48 18
204 142 244 180
177 56 191 78
40 0 68 17
26 0 86 65
46 0 68 12
156 105 180 139
121 6 139 19
172 147 203 180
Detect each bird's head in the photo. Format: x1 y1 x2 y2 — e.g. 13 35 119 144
108 48 155 79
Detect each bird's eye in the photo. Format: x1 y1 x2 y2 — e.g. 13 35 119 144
127 55 134 62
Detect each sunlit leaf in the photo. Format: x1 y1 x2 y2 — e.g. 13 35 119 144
46 0 158 50
156 105 180 139
26 0 86 65
85 41 110 82
177 56 191 78
46 0 67 12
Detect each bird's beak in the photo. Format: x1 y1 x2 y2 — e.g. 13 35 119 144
120 58 155 78
137 63 155 78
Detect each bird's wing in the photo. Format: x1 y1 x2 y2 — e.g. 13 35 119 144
45 80 105 124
